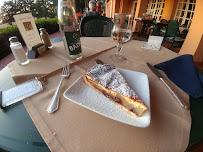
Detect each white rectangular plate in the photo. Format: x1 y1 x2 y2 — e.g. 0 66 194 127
63 68 151 127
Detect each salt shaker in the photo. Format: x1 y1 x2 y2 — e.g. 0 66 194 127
39 28 52 48
9 36 29 65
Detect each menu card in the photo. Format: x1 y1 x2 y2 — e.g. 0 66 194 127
14 13 42 50
142 36 164 50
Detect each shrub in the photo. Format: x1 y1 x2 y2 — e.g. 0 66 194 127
0 17 59 60
35 17 59 34
0 25 22 60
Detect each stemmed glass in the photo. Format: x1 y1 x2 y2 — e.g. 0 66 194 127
110 13 133 62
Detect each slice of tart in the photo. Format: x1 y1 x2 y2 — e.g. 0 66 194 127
83 64 148 117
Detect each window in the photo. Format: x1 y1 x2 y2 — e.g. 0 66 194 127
146 0 165 22
174 0 196 28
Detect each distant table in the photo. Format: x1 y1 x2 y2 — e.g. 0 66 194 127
153 22 168 36
136 19 154 37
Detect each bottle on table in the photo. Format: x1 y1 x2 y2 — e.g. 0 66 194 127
58 0 82 60
39 28 52 48
9 36 29 65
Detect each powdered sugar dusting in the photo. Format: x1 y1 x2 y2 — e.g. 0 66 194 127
86 64 139 99
64 68 151 127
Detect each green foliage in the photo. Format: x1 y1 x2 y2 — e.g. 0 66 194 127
0 17 59 60
75 0 86 14
34 0 57 18
0 25 22 60
0 1 18 25
0 0 57 24
35 17 59 34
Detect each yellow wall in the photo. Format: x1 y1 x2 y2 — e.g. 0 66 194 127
170 0 178 19
105 0 112 18
162 0 203 63
132 0 148 32
115 0 121 13
105 0 117 19
179 0 203 63
105 0 133 19
161 0 175 20
119 0 133 13
195 35 203 62
105 0 202 63
161 0 178 21
105 0 148 32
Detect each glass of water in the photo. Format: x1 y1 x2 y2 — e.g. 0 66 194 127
110 13 133 62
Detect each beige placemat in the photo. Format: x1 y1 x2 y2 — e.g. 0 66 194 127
8 37 116 83
8 39 191 152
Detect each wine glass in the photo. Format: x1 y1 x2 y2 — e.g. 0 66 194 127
110 13 133 62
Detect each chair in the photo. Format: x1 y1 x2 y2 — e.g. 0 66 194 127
162 20 180 50
159 19 168 36
168 29 188 50
80 15 114 37
160 19 168 24
142 18 156 37
149 19 168 36
148 19 168 37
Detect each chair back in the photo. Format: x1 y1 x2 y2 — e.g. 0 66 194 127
165 20 179 38
80 15 114 37
160 19 168 24
180 29 189 39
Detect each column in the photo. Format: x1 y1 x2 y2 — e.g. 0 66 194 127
119 0 133 14
179 0 203 63
105 0 119 19
132 0 148 32
161 0 175 20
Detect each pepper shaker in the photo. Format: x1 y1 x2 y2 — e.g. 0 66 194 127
39 28 52 48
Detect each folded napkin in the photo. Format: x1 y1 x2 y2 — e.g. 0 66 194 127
154 54 203 100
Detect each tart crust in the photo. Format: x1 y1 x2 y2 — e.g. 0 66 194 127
83 64 148 117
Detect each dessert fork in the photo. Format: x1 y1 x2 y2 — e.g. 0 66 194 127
47 63 70 113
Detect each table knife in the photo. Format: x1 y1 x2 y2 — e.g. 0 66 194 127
146 62 190 109
95 59 104 65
